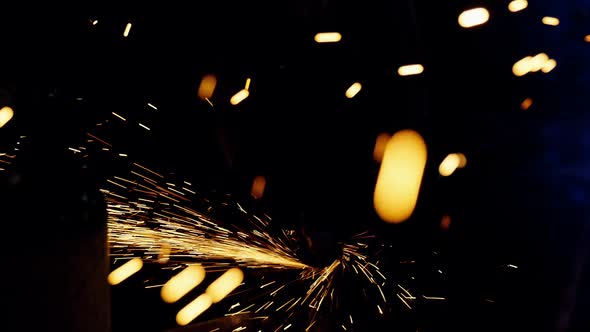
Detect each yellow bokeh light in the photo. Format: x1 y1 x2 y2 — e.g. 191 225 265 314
455 152 467 168
585 35 590 42
520 98 533 110
439 154 461 176
0 106 14 128
508 0 528 13
542 59 557 73
373 133 391 162
458 7 490 28
161 265 206 303
205 268 244 303
512 56 533 76
373 129 427 223
230 89 250 105
245 78 252 91
345 82 362 99
397 64 424 76
176 293 213 326
251 176 266 199
123 23 132 37
198 75 217 100
542 16 560 26
314 32 342 43
107 258 143 285
529 53 549 72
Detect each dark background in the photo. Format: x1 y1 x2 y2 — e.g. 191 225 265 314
2 0 590 331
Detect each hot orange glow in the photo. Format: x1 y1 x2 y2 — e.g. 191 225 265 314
373 133 391 162
198 75 217 100
440 214 451 231
521 98 533 110
438 153 461 176
374 129 427 223
251 176 266 199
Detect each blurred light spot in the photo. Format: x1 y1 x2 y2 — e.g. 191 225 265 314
68 147 81 153
161 265 206 303
542 16 559 26
139 123 150 131
0 106 14 128
314 32 342 43
374 129 427 223
397 64 424 76
458 8 490 28
92 20 99 25
456 152 467 168
439 153 461 176
176 293 213 326
251 176 266 199
345 82 362 99
520 98 533 110
206 268 244 303
108 258 143 285
230 89 250 105
440 214 451 231
512 56 533 76
585 35 590 42
198 74 217 100
542 59 557 73
147 103 158 110
529 53 549 72
373 133 391 162
123 23 132 37
119 153 128 157
508 0 528 12
245 78 252 91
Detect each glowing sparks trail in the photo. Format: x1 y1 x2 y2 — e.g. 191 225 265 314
107 165 308 270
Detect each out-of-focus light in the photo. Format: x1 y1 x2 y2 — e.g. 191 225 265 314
508 0 528 13
92 20 99 25
230 89 249 105
397 64 424 76
529 53 549 72
198 74 217 100
314 32 342 43
119 153 128 157
206 268 244 303
521 98 533 110
0 106 14 128
139 123 150 131
438 154 461 176
251 176 266 199
176 293 213 326
542 59 557 73
440 214 452 231
108 258 143 285
373 133 391 162
123 23 132 37
455 152 467 168
542 16 559 26
245 78 251 91
161 265 206 303
158 244 170 263
512 56 533 76
585 35 590 42
458 8 490 28
374 129 427 223
345 82 362 99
